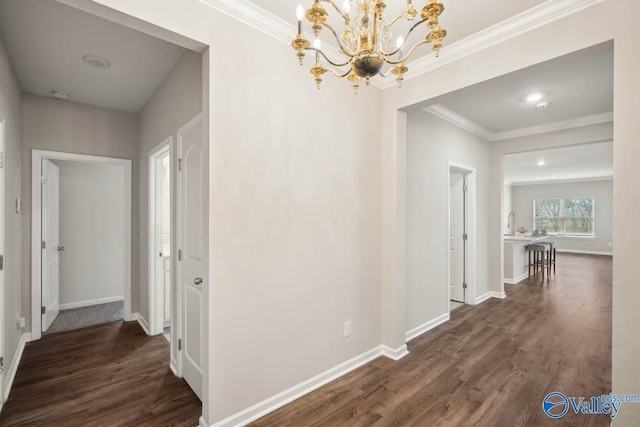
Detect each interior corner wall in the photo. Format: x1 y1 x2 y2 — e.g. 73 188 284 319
406 111 491 333
0 29 23 395
138 49 202 353
21 94 139 332
55 160 126 308
511 179 613 254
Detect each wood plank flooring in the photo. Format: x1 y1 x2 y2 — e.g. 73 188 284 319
0 320 201 426
251 253 612 426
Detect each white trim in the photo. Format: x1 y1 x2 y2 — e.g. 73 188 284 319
199 416 210 427
207 345 407 427
556 249 612 256
59 296 124 310
132 312 151 335
511 176 613 186
148 137 173 337
379 0 605 89
0 113 5 407
405 313 450 342
503 273 529 285
3 332 30 403
380 344 410 361
425 105 613 142
475 291 507 304
31 150 132 341
195 0 603 90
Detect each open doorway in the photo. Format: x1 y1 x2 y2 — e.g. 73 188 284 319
449 168 467 310
32 151 132 336
149 139 172 342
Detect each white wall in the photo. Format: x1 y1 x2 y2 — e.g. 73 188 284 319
407 111 491 333
511 179 613 254
139 49 202 356
54 160 125 308
0 28 23 396
21 94 139 329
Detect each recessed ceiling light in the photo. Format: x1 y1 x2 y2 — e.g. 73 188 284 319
83 54 111 69
526 93 544 103
51 90 70 100
537 160 546 167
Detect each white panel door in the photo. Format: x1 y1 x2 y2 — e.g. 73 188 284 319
449 174 465 303
42 159 61 331
178 117 205 400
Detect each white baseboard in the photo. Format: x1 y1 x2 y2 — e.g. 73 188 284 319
131 312 150 335
170 361 180 378
475 291 506 304
405 312 450 342
504 273 528 285
208 344 406 427
199 416 209 427
59 295 124 310
556 249 613 256
3 332 31 403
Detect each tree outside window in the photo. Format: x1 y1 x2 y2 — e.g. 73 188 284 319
534 198 594 236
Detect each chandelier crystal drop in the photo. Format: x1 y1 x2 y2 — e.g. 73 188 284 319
291 0 447 92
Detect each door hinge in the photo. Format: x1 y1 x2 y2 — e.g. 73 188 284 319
0 356 3 373
178 339 182 351
41 175 46 184
0 254 3 271
178 249 182 261
463 184 468 192
463 282 468 289
178 159 182 172
463 234 468 241
41 306 46 315
41 241 46 249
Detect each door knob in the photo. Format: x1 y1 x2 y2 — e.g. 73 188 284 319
194 277 203 286
58 246 65 252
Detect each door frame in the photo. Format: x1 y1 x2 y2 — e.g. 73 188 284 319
0 114 6 406
447 162 477 311
31 150 132 341
175 112 205 381
148 137 173 339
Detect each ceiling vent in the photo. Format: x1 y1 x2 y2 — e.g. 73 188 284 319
82 55 111 69
536 101 549 110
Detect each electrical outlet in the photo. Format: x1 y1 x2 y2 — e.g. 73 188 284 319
343 321 352 338
608 242 613 248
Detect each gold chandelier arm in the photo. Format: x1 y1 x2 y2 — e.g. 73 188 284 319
319 22 355 57
306 47 353 68
383 40 430 64
322 0 349 21
386 13 408 28
328 68 352 78
379 17 429 56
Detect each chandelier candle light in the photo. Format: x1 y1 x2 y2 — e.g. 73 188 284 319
291 0 447 93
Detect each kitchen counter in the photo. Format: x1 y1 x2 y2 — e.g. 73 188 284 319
504 235 549 284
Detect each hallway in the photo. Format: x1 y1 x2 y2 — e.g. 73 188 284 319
251 254 612 426
0 321 201 426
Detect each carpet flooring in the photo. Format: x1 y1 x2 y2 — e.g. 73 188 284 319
46 301 124 334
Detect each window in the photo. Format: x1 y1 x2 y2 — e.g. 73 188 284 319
534 197 594 236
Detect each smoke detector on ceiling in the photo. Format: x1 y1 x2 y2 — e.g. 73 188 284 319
51 90 70 100
82 55 111 69
536 101 549 110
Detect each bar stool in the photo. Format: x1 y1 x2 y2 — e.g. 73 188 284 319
539 241 557 275
525 244 549 280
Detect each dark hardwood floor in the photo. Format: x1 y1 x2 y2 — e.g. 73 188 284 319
251 253 612 426
0 320 201 426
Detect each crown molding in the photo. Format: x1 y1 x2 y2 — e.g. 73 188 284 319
509 175 613 186
424 105 613 142
196 0 603 91
377 0 605 89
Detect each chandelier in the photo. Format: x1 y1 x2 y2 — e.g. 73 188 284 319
291 0 447 92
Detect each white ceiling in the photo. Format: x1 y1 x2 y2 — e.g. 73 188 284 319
423 41 613 133
504 142 613 185
0 0 185 113
253 0 545 63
